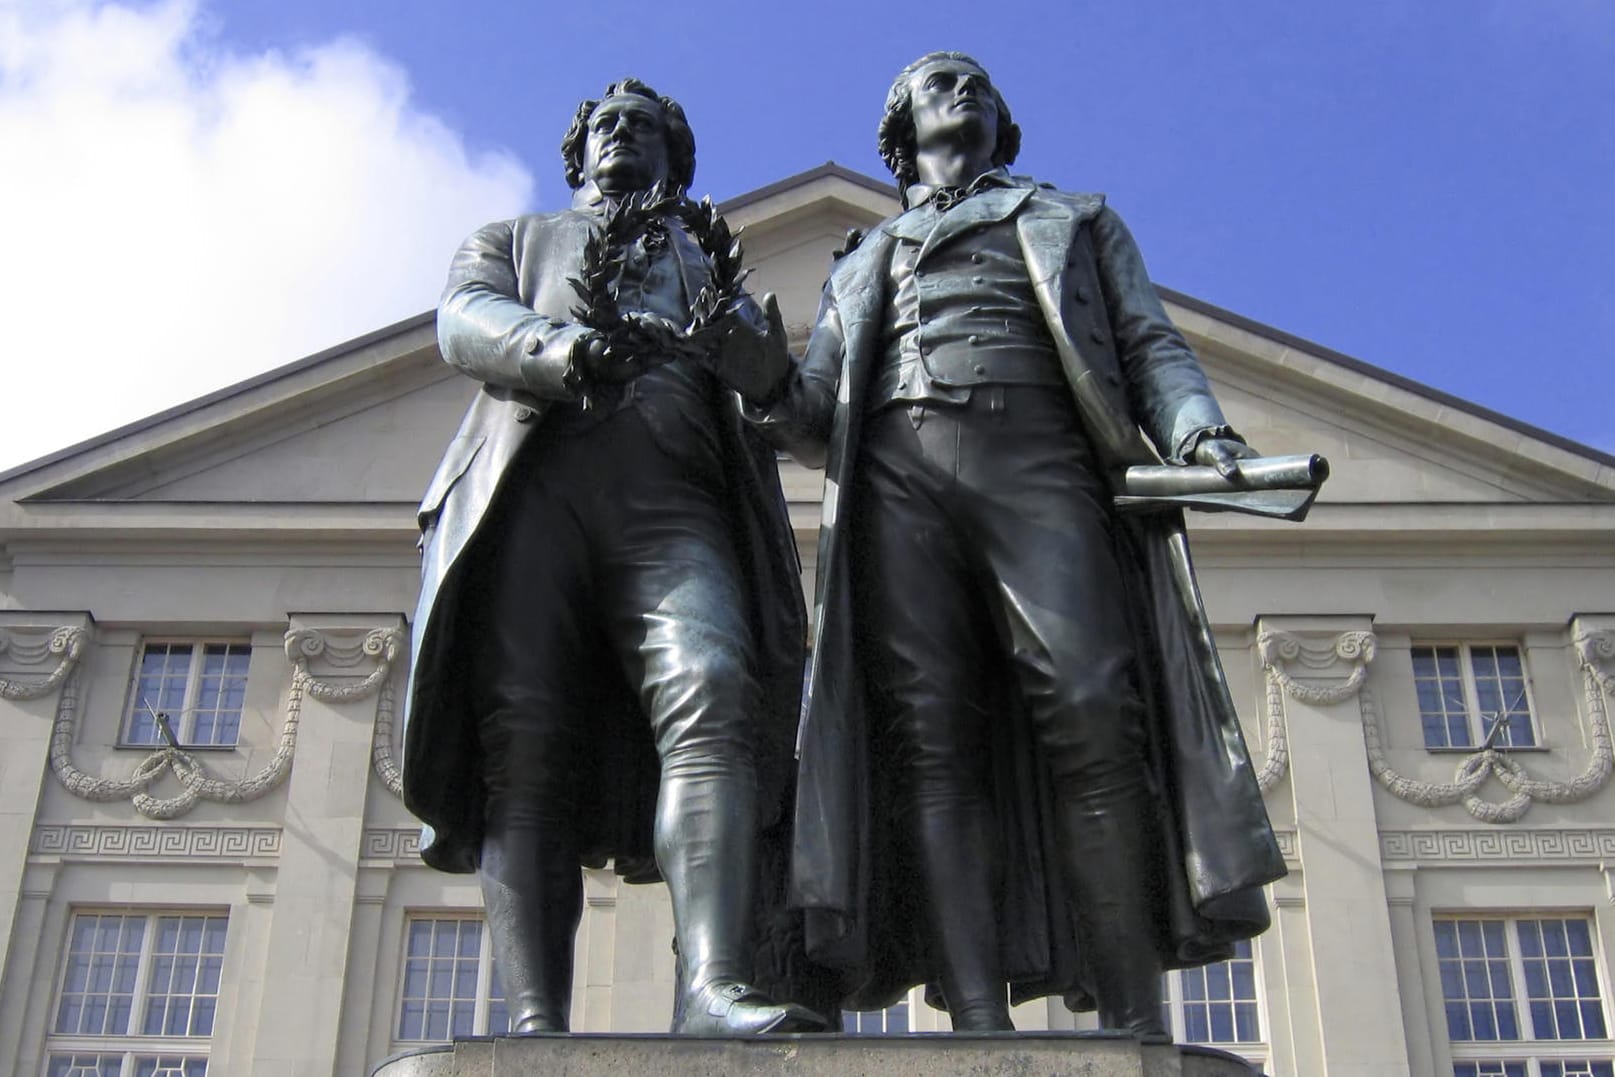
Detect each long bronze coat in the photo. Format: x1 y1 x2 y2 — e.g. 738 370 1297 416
755 183 1285 1007
402 203 807 878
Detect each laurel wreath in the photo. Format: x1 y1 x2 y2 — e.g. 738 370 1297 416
566 183 750 371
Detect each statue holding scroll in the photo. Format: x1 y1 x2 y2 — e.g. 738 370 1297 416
732 52 1311 1034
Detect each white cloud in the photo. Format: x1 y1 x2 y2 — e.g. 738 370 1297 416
0 0 534 470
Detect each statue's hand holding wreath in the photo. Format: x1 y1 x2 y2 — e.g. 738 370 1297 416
566 186 768 402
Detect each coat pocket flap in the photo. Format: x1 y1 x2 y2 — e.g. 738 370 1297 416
417 434 486 525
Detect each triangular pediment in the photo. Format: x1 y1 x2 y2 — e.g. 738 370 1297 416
1163 292 1615 505
1 165 1610 536
0 315 459 507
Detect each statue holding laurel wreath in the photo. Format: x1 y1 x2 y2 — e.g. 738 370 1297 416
400 77 822 1036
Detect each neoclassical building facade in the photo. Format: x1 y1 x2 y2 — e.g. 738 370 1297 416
2 165 1612 1077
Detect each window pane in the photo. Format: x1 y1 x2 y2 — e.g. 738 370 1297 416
1470 645 1535 747
55 913 145 1036
397 918 486 1043
46 1055 123 1077
1173 940 1260 1045
142 915 228 1037
1413 646 1473 748
842 998 911 1034
487 962 510 1036
1516 917 1606 1040
128 643 196 745
1435 918 1516 1042
1435 920 1460 959
134 1058 209 1077
191 643 249 746
1234 1002 1258 1042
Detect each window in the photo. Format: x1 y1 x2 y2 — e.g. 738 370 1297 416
842 995 911 1034
396 916 509 1043
1413 644 1537 749
46 911 227 1077
1438 915 1612 1077
1452 1066 1613 1077
1162 939 1265 1066
123 642 250 748
1164 939 1263 1045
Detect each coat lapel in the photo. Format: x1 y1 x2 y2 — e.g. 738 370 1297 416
918 184 1033 261
1015 192 1106 371
828 229 893 404
1015 199 1078 295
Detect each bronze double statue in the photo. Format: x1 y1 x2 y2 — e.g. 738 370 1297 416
403 53 1307 1039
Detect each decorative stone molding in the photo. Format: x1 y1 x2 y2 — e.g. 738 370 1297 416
1380 829 1615 863
1578 628 1615 701
0 625 90 700
30 824 282 861
1272 828 1299 865
285 623 407 797
362 827 422 862
1254 629 1377 791
1261 626 1613 823
1362 631 1612 823
48 622 407 819
284 625 404 703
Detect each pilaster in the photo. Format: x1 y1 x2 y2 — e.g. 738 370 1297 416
1257 614 1409 1077
0 862 61 1077
247 615 405 1077
0 612 91 996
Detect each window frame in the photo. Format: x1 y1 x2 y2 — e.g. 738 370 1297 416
43 909 229 1077
1411 642 1542 751
392 913 509 1045
1436 912 1614 1077
841 992 913 1034
1161 938 1268 1068
120 640 252 749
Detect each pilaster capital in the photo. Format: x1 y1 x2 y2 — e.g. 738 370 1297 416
1256 615 1377 706
0 612 93 700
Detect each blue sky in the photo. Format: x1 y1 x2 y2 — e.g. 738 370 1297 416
2 0 1610 468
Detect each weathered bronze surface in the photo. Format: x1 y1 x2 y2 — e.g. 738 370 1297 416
400 78 823 1036
742 52 1305 1034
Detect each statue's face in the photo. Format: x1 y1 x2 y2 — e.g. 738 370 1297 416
907 57 998 157
583 93 671 195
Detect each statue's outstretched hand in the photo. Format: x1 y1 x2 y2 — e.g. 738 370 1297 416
574 316 683 385
707 292 790 406
1193 435 1260 481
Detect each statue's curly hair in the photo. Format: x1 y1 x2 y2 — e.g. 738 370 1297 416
560 78 696 194
877 52 1021 197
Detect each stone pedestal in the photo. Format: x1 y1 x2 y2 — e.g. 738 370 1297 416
370 1033 1261 1076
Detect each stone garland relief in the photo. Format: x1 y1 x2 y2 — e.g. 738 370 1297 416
1258 628 1614 823
287 625 407 798
1251 630 1378 792
0 625 89 701
29 623 407 819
